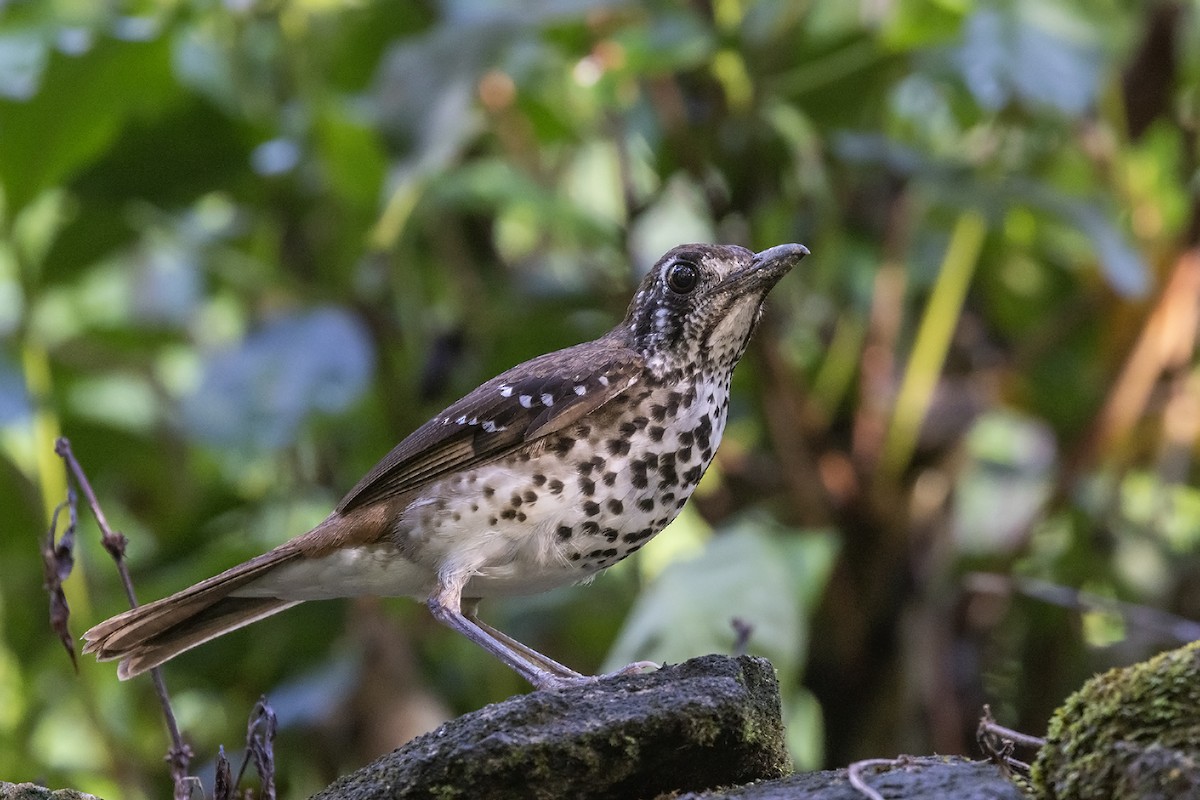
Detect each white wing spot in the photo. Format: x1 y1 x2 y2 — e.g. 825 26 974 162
455 415 467 425
598 375 610 387
499 385 513 398
482 420 505 433
519 395 534 408
468 417 478 426
574 384 586 396
540 393 554 406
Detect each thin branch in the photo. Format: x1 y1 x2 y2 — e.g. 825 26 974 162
235 696 278 800
54 437 195 800
965 572 1200 643
977 704 1043 780
41 496 78 669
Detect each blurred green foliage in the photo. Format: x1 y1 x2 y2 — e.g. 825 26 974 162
2 0 1200 796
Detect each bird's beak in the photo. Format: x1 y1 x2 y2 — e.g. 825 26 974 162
752 243 809 276
724 243 809 291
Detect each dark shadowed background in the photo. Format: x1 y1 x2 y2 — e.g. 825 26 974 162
2 0 1199 796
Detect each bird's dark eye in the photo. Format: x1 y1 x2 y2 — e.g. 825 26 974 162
665 261 699 294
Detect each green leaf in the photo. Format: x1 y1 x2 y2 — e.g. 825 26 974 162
0 33 177 214
603 517 839 681
950 3 1104 115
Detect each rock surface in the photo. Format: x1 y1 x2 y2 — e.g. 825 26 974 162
677 756 1025 799
312 654 789 800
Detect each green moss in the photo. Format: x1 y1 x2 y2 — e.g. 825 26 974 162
1031 640 1200 799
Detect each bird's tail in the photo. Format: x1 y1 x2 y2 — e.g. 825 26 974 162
83 547 302 680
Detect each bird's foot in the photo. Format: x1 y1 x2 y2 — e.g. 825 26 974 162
532 660 662 690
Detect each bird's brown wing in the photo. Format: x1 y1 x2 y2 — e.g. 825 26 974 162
334 337 644 514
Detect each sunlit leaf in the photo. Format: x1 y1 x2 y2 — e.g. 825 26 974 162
181 308 375 451
0 34 176 213
0 30 47 100
950 3 1103 115
0 357 30 425
603 518 838 680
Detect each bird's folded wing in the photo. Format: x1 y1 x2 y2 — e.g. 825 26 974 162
335 338 644 514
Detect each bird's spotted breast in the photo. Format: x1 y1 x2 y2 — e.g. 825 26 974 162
391 372 729 597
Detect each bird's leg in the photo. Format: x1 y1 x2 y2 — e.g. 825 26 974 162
461 598 584 680
466 605 660 683
427 587 586 689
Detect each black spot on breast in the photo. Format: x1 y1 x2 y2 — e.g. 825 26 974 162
483 485 495 498
695 416 713 448
607 499 623 514
570 553 582 561
683 466 703 484
557 525 573 540
532 474 547 486
603 528 619 542
619 421 638 437
645 453 659 469
583 501 601 517
452 512 461 522
660 465 678 486
500 508 517 520
602 471 617 487
577 424 591 437
650 404 667 422
550 436 576 457
648 425 665 442
579 477 596 495
602 548 618 558
510 494 523 507
470 503 479 512
607 438 631 457
683 387 696 407
581 521 600 536
523 490 538 503
631 462 649 489
701 447 713 462
548 479 565 495
632 416 649 430
588 549 605 558
637 498 655 512
665 392 682 417
489 516 498 526
678 446 693 462
678 430 694 446
623 528 654 544
516 512 527 522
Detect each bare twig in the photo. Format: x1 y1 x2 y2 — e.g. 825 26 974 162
235 696 278 800
977 704 1043 780
54 437 195 800
730 617 754 657
847 757 901 800
41 496 78 669
965 572 1200 643
214 746 233 800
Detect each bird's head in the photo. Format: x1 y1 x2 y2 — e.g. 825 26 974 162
621 242 808 377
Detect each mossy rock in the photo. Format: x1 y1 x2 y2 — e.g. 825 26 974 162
1030 640 1200 799
0 784 100 800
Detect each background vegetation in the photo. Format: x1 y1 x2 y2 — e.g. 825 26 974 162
2 0 1199 796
